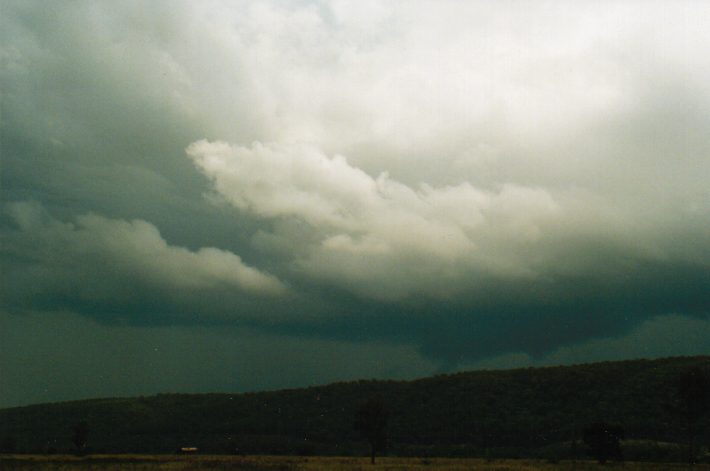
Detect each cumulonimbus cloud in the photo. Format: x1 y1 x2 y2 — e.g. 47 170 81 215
2 0 710 368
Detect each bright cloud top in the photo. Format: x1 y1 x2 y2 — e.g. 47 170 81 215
188 140 561 299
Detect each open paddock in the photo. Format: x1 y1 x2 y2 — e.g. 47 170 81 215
1 455 707 471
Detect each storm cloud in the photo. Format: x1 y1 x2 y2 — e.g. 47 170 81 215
2 201 287 321
1 0 709 406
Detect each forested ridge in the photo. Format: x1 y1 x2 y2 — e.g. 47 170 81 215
1 356 708 460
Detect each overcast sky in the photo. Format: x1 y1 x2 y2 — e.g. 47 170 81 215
2 0 709 408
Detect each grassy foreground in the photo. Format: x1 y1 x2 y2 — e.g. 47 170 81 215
1 455 707 470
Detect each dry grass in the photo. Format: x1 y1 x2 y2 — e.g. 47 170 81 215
1 454 707 471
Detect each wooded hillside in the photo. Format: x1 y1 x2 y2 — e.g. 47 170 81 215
1 356 708 460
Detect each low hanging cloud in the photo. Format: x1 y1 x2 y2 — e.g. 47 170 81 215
1 202 287 322
186 137 710 310
187 139 561 300
464 314 710 371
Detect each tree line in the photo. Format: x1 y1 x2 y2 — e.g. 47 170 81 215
1 356 708 463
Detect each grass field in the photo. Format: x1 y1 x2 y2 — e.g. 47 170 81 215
1 455 707 470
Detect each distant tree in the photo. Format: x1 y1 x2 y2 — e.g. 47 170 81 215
582 422 624 464
73 421 88 454
677 366 709 464
354 396 388 464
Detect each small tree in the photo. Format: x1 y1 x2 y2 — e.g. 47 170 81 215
582 422 624 464
73 421 88 454
677 366 709 464
354 396 388 464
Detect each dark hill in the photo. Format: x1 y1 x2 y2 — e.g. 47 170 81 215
1 356 708 459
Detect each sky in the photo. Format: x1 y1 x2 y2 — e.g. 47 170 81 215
1 0 709 408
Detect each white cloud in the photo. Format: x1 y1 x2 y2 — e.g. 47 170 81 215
188 140 564 299
3 201 287 306
179 1 708 174
72 214 285 294
170 1 710 302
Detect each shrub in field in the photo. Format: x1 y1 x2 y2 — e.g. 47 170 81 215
73 421 88 455
582 423 624 464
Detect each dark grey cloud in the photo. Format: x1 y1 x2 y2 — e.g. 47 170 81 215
1 0 709 406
